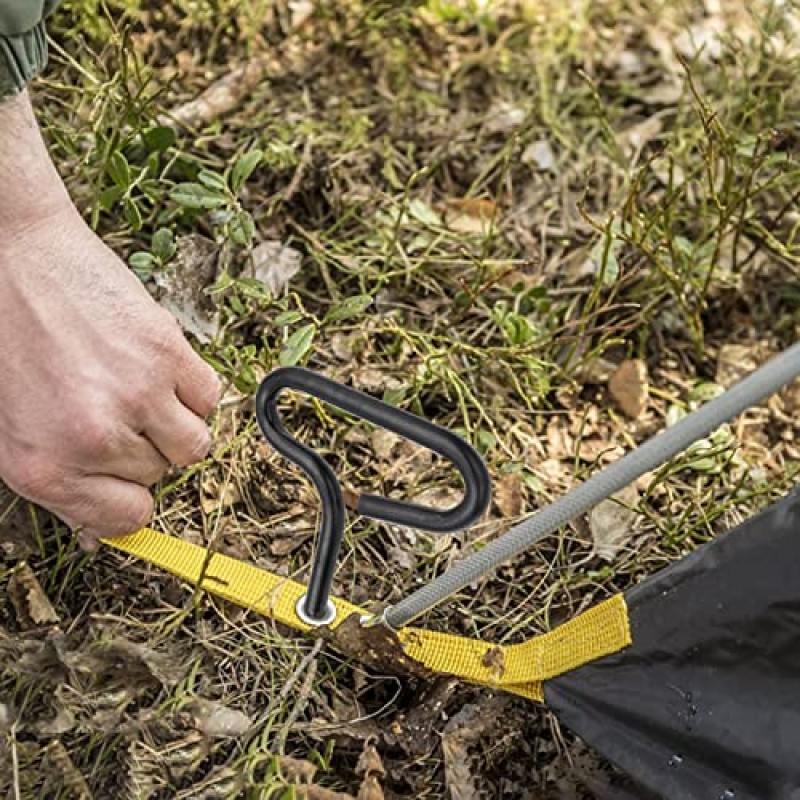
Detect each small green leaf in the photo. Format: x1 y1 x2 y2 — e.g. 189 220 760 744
407 198 442 227
234 363 258 394
170 182 228 209
99 185 123 211
152 228 176 262
382 385 407 406
274 310 305 326
235 278 271 300
107 152 131 188
142 125 176 152
229 210 255 246
591 236 620 286
198 169 230 192
324 294 373 323
209 208 235 225
129 251 156 280
123 199 143 230
230 149 264 193
139 178 163 201
279 323 316 366
208 274 235 294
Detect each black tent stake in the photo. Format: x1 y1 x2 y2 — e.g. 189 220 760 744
255 366 491 625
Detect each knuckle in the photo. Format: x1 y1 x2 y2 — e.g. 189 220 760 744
76 417 119 459
125 384 154 419
149 318 183 361
143 461 168 487
176 426 211 466
6 458 55 500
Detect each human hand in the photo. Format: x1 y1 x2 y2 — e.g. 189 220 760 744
0 94 220 550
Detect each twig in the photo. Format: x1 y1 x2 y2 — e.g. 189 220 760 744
10 723 20 800
276 639 323 752
283 135 315 202
158 55 276 129
158 40 325 130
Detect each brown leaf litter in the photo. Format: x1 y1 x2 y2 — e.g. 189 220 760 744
608 358 650 420
7 562 60 628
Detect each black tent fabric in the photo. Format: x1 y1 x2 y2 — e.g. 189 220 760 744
545 487 800 800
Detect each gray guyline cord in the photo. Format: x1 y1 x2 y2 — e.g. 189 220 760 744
382 340 800 630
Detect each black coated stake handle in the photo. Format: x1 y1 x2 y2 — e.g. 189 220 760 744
255 366 492 625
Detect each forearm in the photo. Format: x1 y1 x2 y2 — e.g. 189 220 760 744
0 90 72 239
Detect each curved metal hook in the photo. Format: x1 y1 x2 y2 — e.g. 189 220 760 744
255 367 492 625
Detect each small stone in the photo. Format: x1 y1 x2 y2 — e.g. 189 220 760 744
521 139 556 171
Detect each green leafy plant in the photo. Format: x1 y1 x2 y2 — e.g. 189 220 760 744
169 148 264 247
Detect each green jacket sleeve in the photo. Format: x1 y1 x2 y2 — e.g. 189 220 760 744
0 1 61 100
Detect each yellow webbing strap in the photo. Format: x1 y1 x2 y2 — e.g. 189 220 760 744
104 529 631 702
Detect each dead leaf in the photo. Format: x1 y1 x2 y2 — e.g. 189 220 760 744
577 437 625 464
352 367 403 393
357 776 384 800
297 787 355 800
188 699 253 738
609 359 649 419
330 333 356 361
484 101 526 134
716 343 759 388
442 734 479 800
277 756 318 783
383 677 459 759
270 532 311 557
442 198 497 217
56 636 185 689
33 706 76 738
617 116 664 159
200 476 241 514
413 486 463 512
441 197 498 235
386 544 417 572
8 562 60 627
289 0 314 28
356 743 385 800
495 473 523 518
441 698 511 800
248 240 303 295
371 428 401 460
589 485 640 562
154 234 220 343
480 646 505 681
521 139 556 171
356 743 385 778
44 740 92 799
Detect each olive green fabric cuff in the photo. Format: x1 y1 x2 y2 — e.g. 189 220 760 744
0 1 61 100
0 22 48 99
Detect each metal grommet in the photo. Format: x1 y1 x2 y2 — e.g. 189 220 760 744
295 594 337 627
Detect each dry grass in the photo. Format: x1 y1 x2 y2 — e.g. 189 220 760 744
2 0 800 797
